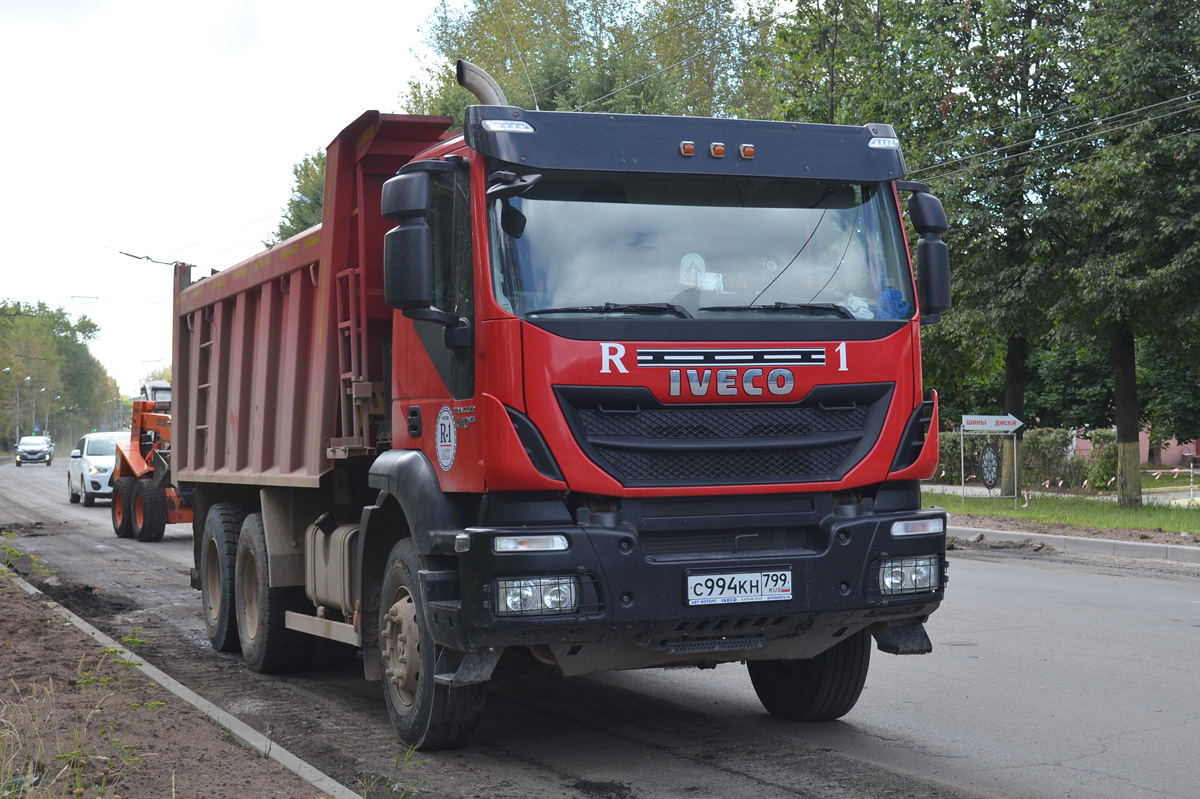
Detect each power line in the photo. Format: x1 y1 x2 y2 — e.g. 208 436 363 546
914 91 1200 176
921 66 1200 158
916 97 1200 182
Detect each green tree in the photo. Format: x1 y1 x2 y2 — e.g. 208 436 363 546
911 0 1084 491
1049 0 1200 504
265 150 326 246
401 0 777 123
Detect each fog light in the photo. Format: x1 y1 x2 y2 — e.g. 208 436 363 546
878 556 940 595
495 576 579 616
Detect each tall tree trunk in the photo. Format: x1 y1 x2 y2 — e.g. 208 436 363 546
1112 325 1142 506
1001 336 1026 496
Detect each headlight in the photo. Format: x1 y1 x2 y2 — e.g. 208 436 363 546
878 556 941 595
495 576 579 616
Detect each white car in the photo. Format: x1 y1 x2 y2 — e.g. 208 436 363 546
67 432 128 507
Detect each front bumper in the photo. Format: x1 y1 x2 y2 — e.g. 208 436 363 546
420 499 947 672
16 451 51 463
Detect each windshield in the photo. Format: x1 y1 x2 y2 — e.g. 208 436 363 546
488 170 915 321
18 437 47 448
86 437 119 456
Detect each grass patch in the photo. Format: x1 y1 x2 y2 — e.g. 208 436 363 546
936 494 1200 534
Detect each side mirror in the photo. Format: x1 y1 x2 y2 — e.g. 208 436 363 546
916 238 951 324
902 186 952 324
907 191 949 236
71 449 81 458
382 172 434 311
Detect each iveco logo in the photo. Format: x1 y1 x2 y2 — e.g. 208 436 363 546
669 367 796 397
600 345 826 398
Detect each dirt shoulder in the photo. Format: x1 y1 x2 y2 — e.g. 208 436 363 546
949 512 1198 548
1 574 332 799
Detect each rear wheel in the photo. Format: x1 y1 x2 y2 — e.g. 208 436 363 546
747 629 872 721
111 477 136 538
235 513 310 673
380 538 486 750
132 478 167 542
200 503 245 652
68 474 80 504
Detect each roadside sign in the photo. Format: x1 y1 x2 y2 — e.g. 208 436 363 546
961 414 1023 433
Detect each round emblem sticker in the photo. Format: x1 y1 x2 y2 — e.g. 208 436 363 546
435 405 457 472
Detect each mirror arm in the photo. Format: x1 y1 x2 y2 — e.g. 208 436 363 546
403 308 473 352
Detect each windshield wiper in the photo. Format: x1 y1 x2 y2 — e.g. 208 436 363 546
698 302 854 319
528 302 694 319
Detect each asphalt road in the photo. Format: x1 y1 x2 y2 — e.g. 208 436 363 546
3 460 1199 799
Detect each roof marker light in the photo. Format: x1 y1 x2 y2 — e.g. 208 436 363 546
680 141 696 157
868 137 901 150
739 143 755 159
710 142 726 158
482 119 535 133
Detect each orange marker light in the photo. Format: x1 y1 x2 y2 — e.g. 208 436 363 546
740 143 755 159
680 141 696 157
710 142 726 158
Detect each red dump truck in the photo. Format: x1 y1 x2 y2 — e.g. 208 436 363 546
174 61 951 750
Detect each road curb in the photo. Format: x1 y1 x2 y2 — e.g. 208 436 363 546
8 575 362 799
949 526 1200 564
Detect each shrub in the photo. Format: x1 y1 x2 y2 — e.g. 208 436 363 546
1086 429 1118 487
1020 428 1073 485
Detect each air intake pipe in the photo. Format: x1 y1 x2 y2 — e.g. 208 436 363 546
456 59 508 106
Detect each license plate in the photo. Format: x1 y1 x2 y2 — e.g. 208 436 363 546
686 569 792 606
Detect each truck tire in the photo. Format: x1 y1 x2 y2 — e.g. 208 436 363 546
235 513 310 673
200 503 245 652
747 628 872 721
68 474 81 504
380 538 486 750
111 477 136 538
132 478 167 542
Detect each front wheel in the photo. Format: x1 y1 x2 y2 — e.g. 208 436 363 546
747 628 872 721
132 478 167 542
81 479 94 507
380 538 486 750
235 513 309 673
200 503 245 652
111 477 136 538
68 474 81 504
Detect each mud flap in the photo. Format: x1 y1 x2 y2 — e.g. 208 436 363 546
434 647 504 686
869 619 933 655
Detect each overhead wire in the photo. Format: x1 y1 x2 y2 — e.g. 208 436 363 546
913 91 1200 177
918 97 1200 182
920 66 1200 157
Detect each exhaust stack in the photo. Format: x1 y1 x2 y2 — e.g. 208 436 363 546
457 59 508 107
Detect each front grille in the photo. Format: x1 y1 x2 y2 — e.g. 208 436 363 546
578 405 868 439
605 443 857 483
557 384 893 487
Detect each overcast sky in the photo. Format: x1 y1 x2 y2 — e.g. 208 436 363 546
1 0 445 394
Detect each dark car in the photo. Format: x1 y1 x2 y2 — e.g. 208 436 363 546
15 435 54 466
